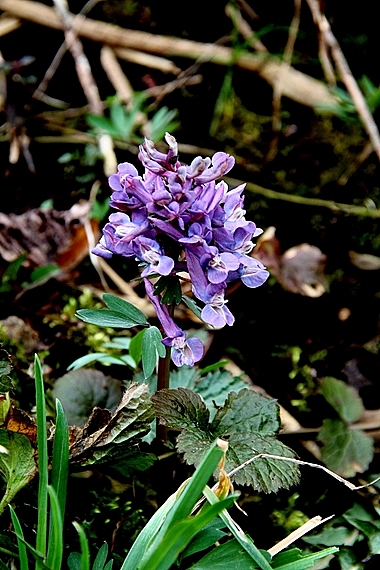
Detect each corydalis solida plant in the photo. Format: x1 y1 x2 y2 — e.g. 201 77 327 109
93 133 269 367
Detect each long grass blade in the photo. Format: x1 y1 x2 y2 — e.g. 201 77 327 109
50 399 69 521
9 505 29 570
46 486 64 570
34 354 48 569
203 485 273 570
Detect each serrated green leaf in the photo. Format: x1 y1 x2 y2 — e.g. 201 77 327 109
211 389 280 436
151 387 210 430
195 371 249 418
102 294 148 326
319 377 364 423
0 430 37 515
153 388 300 493
318 419 374 478
142 326 165 379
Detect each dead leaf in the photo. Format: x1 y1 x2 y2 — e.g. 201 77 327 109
0 200 99 271
0 398 37 444
69 382 154 465
254 226 328 297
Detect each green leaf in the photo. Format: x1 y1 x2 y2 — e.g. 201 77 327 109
76 309 142 329
0 430 37 516
153 388 300 493
318 419 374 478
51 399 69 523
102 294 148 326
195 371 252 420
142 326 165 379
319 377 364 423
189 538 260 569
271 547 338 569
67 353 134 371
92 543 109 570
86 114 119 137
203 485 272 570
9 505 29 570
182 295 203 321
72 522 90 570
180 519 227 560
302 525 353 546
211 389 280 436
152 388 210 430
46 486 64 570
129 329 146 367
51 369 123 427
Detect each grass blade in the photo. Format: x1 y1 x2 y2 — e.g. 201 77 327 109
50 399 69 521
46 486 64 570
34 354 48 569
203 485 273 570
9 505 29 570
72 521 90 570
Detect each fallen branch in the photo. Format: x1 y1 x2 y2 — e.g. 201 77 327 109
225 176 380 219
0 0 338 109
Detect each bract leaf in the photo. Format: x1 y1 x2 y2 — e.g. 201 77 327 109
319 377 364 423
318 418 374 478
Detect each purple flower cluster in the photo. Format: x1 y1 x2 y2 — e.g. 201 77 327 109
93 133 269 366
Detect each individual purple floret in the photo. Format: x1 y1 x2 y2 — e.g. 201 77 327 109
92 132 270 365
145 279 204 366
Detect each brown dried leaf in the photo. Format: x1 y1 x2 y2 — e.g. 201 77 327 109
0 398 37 444
0 200 99 271
254 226 328 297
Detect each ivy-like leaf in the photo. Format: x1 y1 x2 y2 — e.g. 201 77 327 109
152 388 300 493
102 294 148 326
319 377 364 424
0 430 37 515
318 418 374 478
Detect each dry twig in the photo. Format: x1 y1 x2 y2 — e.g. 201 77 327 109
0 0 338 110
305 0 380 161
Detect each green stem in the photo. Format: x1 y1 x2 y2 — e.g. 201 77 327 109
156 304 174 445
